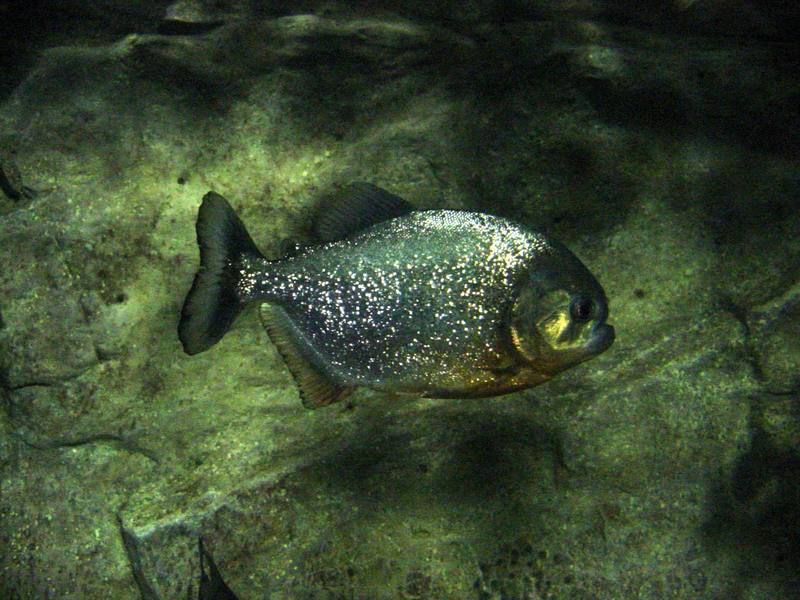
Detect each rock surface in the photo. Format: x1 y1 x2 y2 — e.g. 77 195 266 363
1 1 799 599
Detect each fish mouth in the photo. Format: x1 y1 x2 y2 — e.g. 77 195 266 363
586 322 615 354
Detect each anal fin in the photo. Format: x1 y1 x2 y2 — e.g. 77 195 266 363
259 304 353 409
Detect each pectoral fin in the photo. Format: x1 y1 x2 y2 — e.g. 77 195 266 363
259 304 353 408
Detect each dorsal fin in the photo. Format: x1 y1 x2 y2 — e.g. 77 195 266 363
259 304 353 408
312 182 414 242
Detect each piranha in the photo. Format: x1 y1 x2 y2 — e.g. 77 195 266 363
197 538 239 600
179 183 614 408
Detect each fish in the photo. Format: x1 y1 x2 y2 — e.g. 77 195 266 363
178 183 614 408
0 148 36 201
196 538 239 600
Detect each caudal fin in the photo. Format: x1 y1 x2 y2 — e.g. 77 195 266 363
178 192 263 355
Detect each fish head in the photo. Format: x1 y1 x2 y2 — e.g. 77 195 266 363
510 244 614 376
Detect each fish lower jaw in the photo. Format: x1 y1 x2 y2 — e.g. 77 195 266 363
587 323 615 354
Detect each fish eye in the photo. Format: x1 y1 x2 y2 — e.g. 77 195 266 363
570 296 594 322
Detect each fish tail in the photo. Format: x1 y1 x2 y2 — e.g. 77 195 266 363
178 192 264 355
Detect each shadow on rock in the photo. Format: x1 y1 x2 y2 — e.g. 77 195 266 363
433 412 564 505
702 426 800 597
576 32 800 159
665 154 800 306
309 404 565 545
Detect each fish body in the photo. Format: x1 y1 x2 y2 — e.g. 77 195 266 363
245 211 579 397
179 184 614 407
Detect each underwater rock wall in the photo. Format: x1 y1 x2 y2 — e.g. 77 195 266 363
1 1 799 598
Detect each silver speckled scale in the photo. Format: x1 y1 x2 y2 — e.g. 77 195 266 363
238 210 553 397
